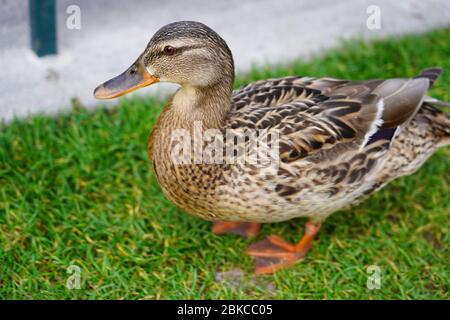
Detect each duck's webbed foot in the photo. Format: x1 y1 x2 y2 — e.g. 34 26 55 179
247 220 321 274
212 221 261 239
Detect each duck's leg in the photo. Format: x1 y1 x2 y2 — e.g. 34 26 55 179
247 220 321 274
212 222 260 239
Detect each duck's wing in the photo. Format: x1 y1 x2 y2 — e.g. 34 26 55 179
231 76 336 111
229 71 435 163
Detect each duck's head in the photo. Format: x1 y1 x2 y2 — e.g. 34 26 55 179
94 21 234 99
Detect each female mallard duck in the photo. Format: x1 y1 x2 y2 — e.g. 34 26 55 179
95 21 450 274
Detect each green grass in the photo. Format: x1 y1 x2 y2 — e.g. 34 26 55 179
1 29 449 300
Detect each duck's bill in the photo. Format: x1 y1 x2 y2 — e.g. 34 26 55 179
94 64 159 99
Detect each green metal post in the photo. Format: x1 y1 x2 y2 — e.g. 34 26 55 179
29 0 57 56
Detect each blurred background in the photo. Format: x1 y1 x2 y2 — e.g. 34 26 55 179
0 0 449 122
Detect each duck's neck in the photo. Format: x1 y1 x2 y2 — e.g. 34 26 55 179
149 82 233 217
171 82 232 129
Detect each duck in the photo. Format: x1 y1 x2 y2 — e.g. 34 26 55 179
94 21 450 274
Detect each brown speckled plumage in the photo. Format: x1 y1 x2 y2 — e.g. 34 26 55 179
149 72 449 223
142 22 450 225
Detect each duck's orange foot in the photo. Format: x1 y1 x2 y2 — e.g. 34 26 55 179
212 221 260 239
247 221 321 274
247 235 307 274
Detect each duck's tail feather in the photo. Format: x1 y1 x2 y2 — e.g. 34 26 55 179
423 96 450 108
415 67 449 107
414 67 450 147
414 67 443 88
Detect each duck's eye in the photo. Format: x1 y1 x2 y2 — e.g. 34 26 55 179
163 45 176 55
